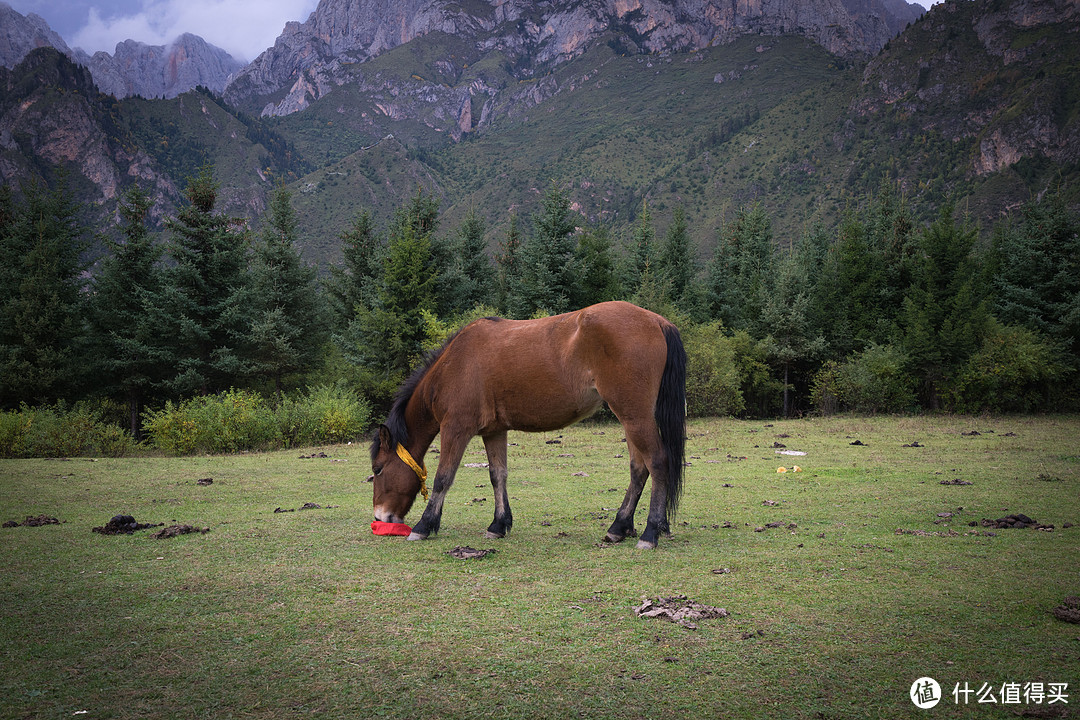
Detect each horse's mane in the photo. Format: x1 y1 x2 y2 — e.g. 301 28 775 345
371 319 502 460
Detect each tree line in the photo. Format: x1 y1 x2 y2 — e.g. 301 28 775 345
1 167 1077 442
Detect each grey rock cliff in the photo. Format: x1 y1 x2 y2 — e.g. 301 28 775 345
225 0 925 114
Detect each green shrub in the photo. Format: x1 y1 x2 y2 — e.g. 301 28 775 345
683 323 744 417
143 386 373 455
947 321 1068 413
0 402 136 458
811 344 916 415
143 389 280 455
278 384 372 448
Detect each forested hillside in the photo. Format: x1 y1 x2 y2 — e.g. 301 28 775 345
1 0 1078 454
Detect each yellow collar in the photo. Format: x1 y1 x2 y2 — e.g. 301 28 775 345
396 443 429 500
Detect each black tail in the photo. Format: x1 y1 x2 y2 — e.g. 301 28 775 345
656 324 687 525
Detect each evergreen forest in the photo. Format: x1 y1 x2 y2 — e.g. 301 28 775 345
1 166 1077 456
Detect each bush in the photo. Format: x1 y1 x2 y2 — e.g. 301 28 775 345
683 323 744 417
143 386 373 455
143 389 280 455
278 384 372 448
0 402 136 458
811 344 916 415
947 321 1069 413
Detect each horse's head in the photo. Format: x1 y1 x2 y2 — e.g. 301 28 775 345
370 425 425 523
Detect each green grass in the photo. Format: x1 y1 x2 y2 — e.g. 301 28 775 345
2 415 1078 719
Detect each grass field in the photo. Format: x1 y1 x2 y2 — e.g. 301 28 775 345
2 415 1078 719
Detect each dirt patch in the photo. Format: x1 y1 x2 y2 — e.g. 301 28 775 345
940 478 973 486
447 546 495 559
973 513 1055 530
195 477 213 486
1052 596 1080 624
633 594 729 629
3 514 60 528
150 524 210 539
92 515 163 535
273 502 339 513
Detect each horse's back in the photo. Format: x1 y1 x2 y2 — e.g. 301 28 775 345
430 302 671 434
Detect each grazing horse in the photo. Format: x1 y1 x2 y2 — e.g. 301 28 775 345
369 301 686 549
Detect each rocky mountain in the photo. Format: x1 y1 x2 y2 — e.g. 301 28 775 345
72 34 244 99
0 2 72 67
224 0 925 117
0 47 305 229
852 0 1080 217
0 3 241 99
0 47 175 214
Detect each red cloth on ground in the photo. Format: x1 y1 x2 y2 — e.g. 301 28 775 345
371 520 412 536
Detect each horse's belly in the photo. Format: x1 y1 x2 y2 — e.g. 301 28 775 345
496 387 603 433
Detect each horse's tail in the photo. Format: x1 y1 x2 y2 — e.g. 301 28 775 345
656 323 687 525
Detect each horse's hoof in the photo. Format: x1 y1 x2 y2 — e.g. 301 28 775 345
603 532 625 544
635 539 657 550
483 530 505 539
406 532 427 541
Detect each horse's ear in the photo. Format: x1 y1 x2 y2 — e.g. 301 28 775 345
378 424 393 451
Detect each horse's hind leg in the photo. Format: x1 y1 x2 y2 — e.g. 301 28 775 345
483 431 513 539
604 447 648 543
621 423 670 550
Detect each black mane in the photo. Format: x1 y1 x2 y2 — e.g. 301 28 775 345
369 325 475 460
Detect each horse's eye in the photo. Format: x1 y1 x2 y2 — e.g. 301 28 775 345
373 465 383 476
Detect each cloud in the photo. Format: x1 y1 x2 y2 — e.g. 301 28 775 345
70 0 319 62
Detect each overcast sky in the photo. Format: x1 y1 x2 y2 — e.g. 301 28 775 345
7 0 941 64
7 0 320 62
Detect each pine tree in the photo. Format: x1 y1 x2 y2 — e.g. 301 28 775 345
574 223 620 308
248 184 327 399
436 207 494 316
659 206 692 305
360 221 437 376
759 250 826 417
707 203 774 332
495 213 523 315
158 164 253 396
510 182 579 318
624 200 656 292
88 183 167 434
898 205 988 408
325 209 383 332
990 189 1080 358
0 176 90 407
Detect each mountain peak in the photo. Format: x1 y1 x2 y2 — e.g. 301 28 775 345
225 0 925 113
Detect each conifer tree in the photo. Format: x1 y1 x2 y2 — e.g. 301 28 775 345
707 203 774 332
760 250 826 417
574 223 620 308
325 209 383 332
0 176 90 407
659 206 692 305
346 192 439 378
158 164 253 396
989 190 1080 359
88 183 167 434
624 200 657 292
898 205 988 408
248 184 327 399
509 182 579 318
436 207 493 316
495 213 523 315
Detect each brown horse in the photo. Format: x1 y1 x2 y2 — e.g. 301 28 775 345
369 301 686 549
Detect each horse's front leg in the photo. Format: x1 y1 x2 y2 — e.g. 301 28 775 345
483 431 512 539
407 433 470 541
